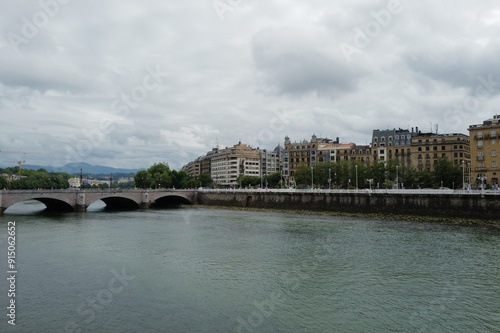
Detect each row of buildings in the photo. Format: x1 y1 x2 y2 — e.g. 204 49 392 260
182 115 500 188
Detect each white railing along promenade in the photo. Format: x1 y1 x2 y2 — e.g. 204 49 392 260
198 188 500 195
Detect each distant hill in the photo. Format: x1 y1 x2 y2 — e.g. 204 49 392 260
18 162 145 175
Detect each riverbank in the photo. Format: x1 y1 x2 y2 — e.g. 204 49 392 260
188 204 500 227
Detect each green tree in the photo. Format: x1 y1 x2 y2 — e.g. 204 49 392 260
237 175 261 188
266 172 282 188
171 170 190 189
148 163 172 188
134 170 151 189
0 176 8 189
433 157 462 188
417 169 434 188
199 173 213 187
293 163 312 188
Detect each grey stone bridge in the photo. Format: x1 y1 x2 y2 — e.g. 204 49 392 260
0 189 197 213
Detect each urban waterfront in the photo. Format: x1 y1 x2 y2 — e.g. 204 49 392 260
0 201 499 332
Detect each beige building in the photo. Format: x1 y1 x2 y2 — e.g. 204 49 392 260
211 142 261 187
468 115 500 188
283 135 339 177
409 132 470 172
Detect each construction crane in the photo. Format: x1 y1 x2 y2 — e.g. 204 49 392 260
5 161 26 175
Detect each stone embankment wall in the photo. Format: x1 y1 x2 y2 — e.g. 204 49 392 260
197 191 500 219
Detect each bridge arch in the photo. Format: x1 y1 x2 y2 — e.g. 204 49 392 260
151 194 192 208
87 195 141 211
2 197 75 213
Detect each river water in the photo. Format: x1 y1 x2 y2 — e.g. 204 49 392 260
0 200 499 333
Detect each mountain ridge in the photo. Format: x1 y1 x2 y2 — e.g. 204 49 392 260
2 162 145 175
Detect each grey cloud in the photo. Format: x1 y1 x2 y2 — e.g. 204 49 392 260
251 27 363 97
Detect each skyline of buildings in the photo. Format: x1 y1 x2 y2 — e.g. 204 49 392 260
182 115 499 189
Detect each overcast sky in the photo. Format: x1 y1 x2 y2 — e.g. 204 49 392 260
1 0 500 170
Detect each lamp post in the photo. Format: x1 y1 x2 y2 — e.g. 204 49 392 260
462 160 465 190
355 165 358 190
311 165 314 190
80 168 83 190
467 161 471 189
396 165 399 189
328 168 331 190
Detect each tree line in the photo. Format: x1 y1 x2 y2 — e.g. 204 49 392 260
134 163 213 189
0 167 70 189
292 157 464 189
230 157 465 189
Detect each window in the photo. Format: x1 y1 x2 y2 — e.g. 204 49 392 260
493 161 497 168
442 146 446 150
478 140 483 148
418 147 422 151
493 150 497 157
477 131 483 138
491 130 496 136
479 162 485 168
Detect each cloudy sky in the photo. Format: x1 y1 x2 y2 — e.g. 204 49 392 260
1 0 500 170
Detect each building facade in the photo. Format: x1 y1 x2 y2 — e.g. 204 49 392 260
468 115 500 188
409 132 470 172
210 142 260 187
283 135 339 177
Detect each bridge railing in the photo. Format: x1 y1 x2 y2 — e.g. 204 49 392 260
197 188 500 195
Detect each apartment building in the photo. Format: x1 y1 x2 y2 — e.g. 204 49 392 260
409 132 470 172
371 127 418 164
468 115 500 187
283 134 338 177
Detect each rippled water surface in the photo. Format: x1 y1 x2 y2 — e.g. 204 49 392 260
1 201 499 332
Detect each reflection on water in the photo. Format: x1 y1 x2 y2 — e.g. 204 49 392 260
0 202 499 332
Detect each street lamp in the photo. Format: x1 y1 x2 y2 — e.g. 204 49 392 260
355 165 358 190
467 161 471 189
311 165 314 190
328 168 331 190
80 168 83 190
396 165 399 189
462 160 465 190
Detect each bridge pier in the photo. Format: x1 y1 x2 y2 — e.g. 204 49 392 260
75 192 87 212
141 192 151 209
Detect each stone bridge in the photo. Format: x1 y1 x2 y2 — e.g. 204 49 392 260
0 189 197 213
